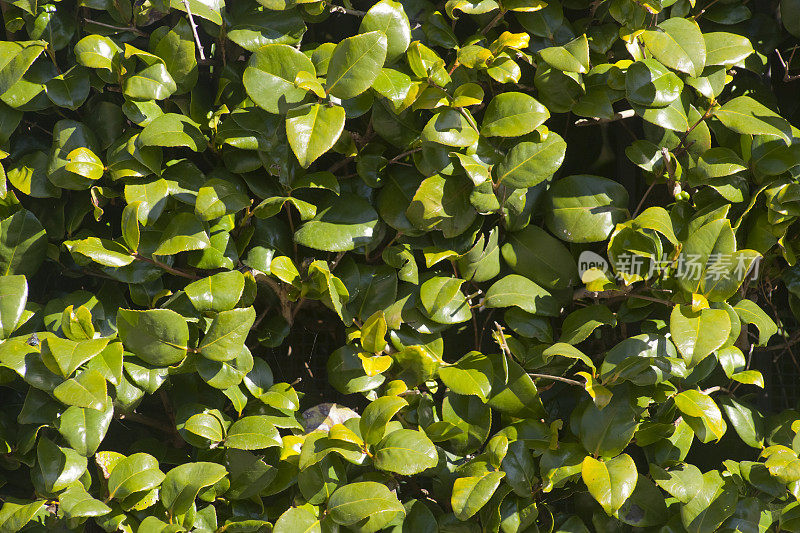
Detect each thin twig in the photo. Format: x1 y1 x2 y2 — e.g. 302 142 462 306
528 373 584 387
328 156 354 174
133 254 200 280
693 0 724 20
575 109 636 126
480 9 505 35
675 105 714 154
389 147 422 164
776 47 800 82
83 18 146 37
182 0 206 60
632 181 656 218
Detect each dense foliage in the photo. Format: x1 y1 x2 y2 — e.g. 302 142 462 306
2 0 800 530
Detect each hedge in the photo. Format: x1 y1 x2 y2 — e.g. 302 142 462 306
1 0 800 531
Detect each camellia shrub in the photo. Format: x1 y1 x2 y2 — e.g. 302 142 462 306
4 0 800 530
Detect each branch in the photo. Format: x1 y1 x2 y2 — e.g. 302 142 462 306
480 9 505 35
632 180 657 218
575 109 636 126
776 47 800 83
675 104 714 154
83 18 147 37
182 0 206 60
133 254 200 280
389 147 422 164
528 373 584 387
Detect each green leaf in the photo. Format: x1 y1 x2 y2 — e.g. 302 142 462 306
0 500 46 532
169 0 223 25
626 59 683 107
286 103 346 168
579 394 638 457
74 35 121 71
419 276 471 324
733 299 777 347
361 311 387 353
374 429 437 475
56 401 114 456
59 484 111 519
150 19 198 94
641 17 706 78
0 209 47 277
501 439 537 497
440 351 493 400
199 307 257 362
451 471 505 520
481 92 549 137
0 40 46 95
227 9 306 52
360 0 410 63
540 443 585 492
295 194 379 252
714 96 793 145
224 416 281 450
581 454 637 516
45 66 90 110
328 482 405 530
487 351 546 417
484 274 560 316
152 212 211 255
160 462 228 516
35 437 88 494
107 453 165 501
244 44 315 114
704 32 754 66
560 305 616 345
501 225 578 290
122 48 176 101
669 305 730 367
721 397 764 448
48 120 100 190
680 470 738 532
422 108 479 147
195 178 250 221
326 31 388 99
0 274 26 339
185 271 245 313
651 463 704 503
361 396 407 445
66 237 135 267
784 0 800 38
406 173 476 237
495 132 566 188
117 309 189 366
274 507 324 533
138 113 207 151
674 389 727 443
53 370 108 410
539 34 590 73
545 175 629 243
40 336 109 378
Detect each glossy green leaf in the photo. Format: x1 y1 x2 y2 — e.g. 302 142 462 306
642 17 706 78
326 31 388 99
481 92 549 137
581 454 637 516
160 462 228 516
117 309 189 366
286 103 346 167
374 429 437 475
